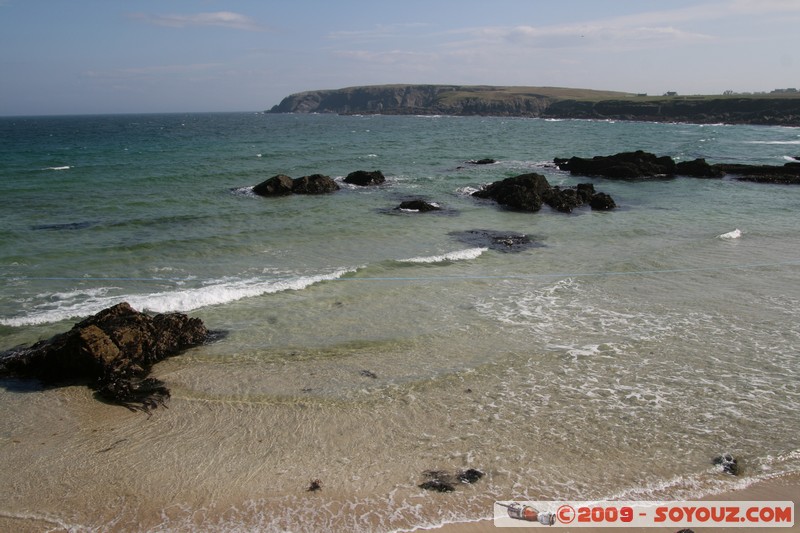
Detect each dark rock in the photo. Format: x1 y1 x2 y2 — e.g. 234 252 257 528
307 479 323 492
253 174 294 196
474 173 615 213
419 479 455 493
556 152 800 184
714 162 800 184
555 150 677 179
468 158 497 165
292 174 340 194
472 172 551 211
576 183 596 203
589 192 617 210
542 186 582 213
675 158 724 178
457 468 485 484
344 170 386 186
0 303 208 412
419 468 484 492
450 229 540 253
713 453 741 476
396 199 441 212
360 369 378 379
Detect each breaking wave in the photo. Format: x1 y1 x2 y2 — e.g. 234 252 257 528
397 248 487 264
0 269 356 327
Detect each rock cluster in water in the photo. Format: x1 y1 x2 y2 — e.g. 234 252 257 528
253 174 340 196
0 302 209 412
252 170 388 197
472 173 616 212
555 150 800 183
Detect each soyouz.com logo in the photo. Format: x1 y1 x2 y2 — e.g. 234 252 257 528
494 501 795 527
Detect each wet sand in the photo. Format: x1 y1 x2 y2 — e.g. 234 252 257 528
430 472 799 532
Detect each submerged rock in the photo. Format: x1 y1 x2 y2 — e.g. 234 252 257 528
450 229 540 253
457 468 485 484
343 170 386 186
0 303 209 412
467 158 497 165
713 453 741 476
418 468 485 492
396 199 441 212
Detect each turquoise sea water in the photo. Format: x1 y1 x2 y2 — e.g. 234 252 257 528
1 113 799 531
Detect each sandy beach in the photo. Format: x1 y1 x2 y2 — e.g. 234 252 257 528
430 473 799 532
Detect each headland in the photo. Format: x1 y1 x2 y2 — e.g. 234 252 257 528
268 84 800 126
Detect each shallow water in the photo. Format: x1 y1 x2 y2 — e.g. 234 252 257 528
1 113 799 531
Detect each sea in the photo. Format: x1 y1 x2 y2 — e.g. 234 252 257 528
0 112 799 532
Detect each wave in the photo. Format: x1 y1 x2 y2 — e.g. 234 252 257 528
230 185 256 197
744 140 800 145
0 269 355 327
718 228 742 239
397 248 487 264
43 166 71 171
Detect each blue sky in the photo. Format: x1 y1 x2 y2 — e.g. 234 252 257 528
1 0 798 115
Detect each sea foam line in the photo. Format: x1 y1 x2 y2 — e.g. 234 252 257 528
397 248 487 264
0 269 355 327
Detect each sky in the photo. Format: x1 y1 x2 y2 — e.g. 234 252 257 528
1 0 799 116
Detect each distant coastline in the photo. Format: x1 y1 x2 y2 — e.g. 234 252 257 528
268 84 800 126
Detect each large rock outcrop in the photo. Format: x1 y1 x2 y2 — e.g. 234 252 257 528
555 151 800 183
0 303 209 411
554 151 677 179
472 173 616 212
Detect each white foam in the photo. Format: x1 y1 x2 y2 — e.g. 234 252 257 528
398 248 487 264
43 166 71 171
718 228 742 239
0 269 355 327
231 185 256 197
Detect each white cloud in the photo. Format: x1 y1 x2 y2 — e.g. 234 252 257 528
328 23 432 40
129 11 263 31
333 49 436 65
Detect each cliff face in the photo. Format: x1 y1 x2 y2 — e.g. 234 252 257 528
269 85 557 116
268 85 800 126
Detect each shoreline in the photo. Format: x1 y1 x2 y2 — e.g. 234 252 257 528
426 472 799 532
